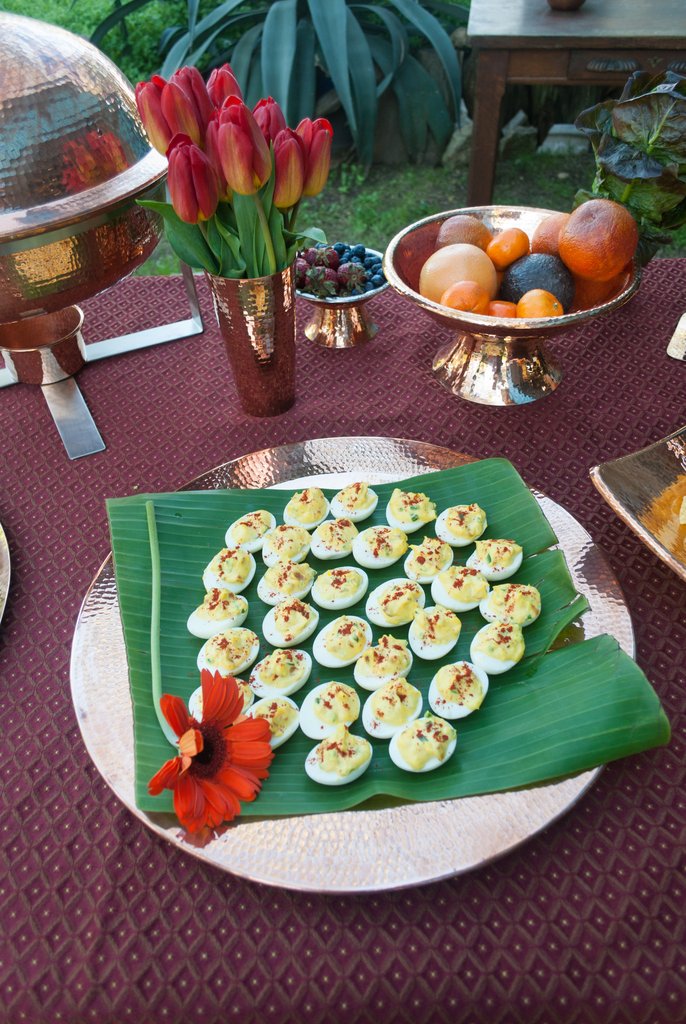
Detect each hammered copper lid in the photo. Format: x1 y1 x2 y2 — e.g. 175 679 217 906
0 12 166 242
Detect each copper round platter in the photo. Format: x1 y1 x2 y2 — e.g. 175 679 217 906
70 437 634 892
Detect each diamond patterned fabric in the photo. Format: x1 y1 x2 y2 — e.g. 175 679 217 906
1 264 685 1023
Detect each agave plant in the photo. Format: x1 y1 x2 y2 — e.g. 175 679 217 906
92 0 467 165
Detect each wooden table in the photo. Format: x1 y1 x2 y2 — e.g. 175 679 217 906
466 0 686 206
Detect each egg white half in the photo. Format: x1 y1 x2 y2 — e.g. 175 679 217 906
256 562 315 605
248 695 300 749
430 568 490 613
249 649 312 698
299 681 361 739
330 485 378 522
353 639 413 691
202 550 256 594
365 578 425 628
470 623 525 675
466 543 523 582
388 717 457 773
428 661 489 720
186 592 249 639
311 615 373 668
224 510 276 552
310 566 368 610
262 603 319 648
196 628 260 676
304 732 372 786
435 505 487 547
361 681 423 739
352 527 408 569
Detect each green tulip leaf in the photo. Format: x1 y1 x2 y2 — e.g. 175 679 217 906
137 200 220 274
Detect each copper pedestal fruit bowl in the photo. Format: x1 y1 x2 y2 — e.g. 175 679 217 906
383 206 640 406
297 249 389 349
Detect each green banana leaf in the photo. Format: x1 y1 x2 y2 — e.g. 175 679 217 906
106 459 670 819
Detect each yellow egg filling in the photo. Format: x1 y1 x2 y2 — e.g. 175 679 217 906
357 635 411 677
396 715 456 770
205 547 252 584
435 664 485 711
437 566 490 603
314 567 363 601
315 518 358 552
378 581 423 624
323 617 368 659
389 488 436 527
230 510 272 544
203 629 256 673
486 584 541 625
361 527 408 560
252 699 298 737
335 481 374 512
313 683 359 725
369 678 421 725
444 504 487 541
413 606 461 644
257 649 308 687
473 622 525 662
406 537 452 575
264 525 310 560
264 560 315 595
194 588 245 622
273 599 313 641
315 724 370 777
284 488 328 525
474 538 522 569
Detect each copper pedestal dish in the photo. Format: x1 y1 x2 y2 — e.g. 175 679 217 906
0 13 202 458
383 206 640 406
297 250 389 349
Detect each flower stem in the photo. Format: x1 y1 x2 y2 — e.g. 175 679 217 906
253 193 277 276
145 500 178 749
287 200 301 234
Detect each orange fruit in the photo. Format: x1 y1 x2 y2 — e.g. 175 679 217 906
531 212 570 256
440 280 491 314
486 300 517 318
571 267 631 311
419 243 498 303
436 215 493 252
516 289 564 318
486 227 530 270
558 199 638 282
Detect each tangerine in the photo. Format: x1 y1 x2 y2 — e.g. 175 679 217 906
486 227 530 270
558 198 638 282
516 289 564 318
419 243 498 303
440 280 491 314
531 212 570 256
436 215 493 251
486 300 517 318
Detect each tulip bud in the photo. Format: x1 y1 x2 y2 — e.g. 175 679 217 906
135 77 173 155
272 128 304 210
160 66 214 147
216 97 272 195
167 135 219 224
253 97 287 146
207 64 243 107
295 118 333 196
205 115 231 201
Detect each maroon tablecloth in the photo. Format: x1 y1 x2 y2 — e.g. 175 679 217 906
1 263 684 1023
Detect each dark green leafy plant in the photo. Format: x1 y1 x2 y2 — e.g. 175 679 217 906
575 71 686 264
91 0 467 165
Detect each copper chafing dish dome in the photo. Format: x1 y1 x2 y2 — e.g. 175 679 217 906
0 12 167 322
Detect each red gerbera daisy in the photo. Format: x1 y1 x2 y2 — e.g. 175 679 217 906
148 670 273 833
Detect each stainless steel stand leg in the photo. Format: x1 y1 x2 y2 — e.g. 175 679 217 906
41 378 106 460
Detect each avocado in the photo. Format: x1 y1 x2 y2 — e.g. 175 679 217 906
500 254 574 312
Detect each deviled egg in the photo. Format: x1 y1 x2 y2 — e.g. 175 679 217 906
249 648 312 698
196 627 260 676
299 681 360 739
389 714 457 773
248 696 300 749
470 621 525 674
188 677 255 719
311 566 368 610
186 588 248 639
361 677 423 739
466 538 523 581
354 634 413 690
312 615 372 668
262 525 311 567
304 724 372 786
435 503 487 547
430 565 490 613
365 578 425 628
479 583 541 627
404 536 453 583
408 605 462 660
386 487 436 534
283 487 329 530
330 481 378 522
428 661 489 719
310 517 359 560
202 546 256 594
262 598 319 648
256 560 315 605
352 526 408 569
225 509 275 552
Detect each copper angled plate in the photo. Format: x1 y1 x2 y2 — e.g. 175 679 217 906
71 437 634 892
591 426 686 583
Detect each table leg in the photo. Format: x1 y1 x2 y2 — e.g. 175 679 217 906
467 49 508 207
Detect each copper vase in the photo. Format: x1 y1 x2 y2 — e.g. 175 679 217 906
206 267 295 417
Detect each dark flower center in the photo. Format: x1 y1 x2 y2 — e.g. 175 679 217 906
190 721 227 779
